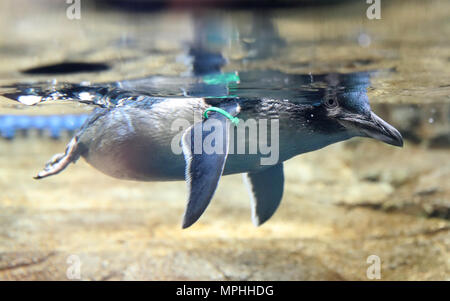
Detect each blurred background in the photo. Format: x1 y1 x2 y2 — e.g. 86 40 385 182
0 0 448 280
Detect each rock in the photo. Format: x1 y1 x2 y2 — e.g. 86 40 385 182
429 131 450 148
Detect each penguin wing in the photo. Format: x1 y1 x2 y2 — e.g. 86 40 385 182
180 103 240 228
243 163 284 226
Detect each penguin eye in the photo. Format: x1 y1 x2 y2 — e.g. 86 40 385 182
324 97 338 108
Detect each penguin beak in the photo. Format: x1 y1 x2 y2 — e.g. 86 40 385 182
339 111 403 147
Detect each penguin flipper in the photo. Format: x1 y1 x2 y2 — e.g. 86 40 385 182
180 104 239 228
243 163 284 226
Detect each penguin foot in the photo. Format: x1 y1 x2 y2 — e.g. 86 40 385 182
34 137 79 179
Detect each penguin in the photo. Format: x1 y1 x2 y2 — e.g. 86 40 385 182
32 72 403 228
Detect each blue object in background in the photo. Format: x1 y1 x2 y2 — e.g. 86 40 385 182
0 115 16 139
15 115 33 130
0 114 88 139
47 115 63 138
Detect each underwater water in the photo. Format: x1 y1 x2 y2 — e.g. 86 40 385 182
0 0 449 280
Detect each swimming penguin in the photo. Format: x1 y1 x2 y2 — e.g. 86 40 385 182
33 77 403 228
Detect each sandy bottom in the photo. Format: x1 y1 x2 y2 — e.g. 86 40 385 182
0 135 448 280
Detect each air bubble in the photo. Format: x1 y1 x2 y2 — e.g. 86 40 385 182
358 33 371 47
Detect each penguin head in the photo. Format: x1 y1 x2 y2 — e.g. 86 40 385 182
307 88 403 147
